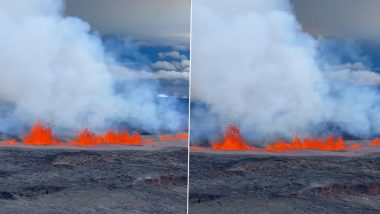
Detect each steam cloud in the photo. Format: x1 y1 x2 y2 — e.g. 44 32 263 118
191 0 380 141
0 0 183 134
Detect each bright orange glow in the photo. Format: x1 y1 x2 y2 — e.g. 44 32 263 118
144 139 154 144
159 132 188 141
2 121 188 147
24 122 61 145
191 145 206 151
68 128 102 146
132 132 142 144
103 131 141 145
209 125 355 152
369 138 380 146
211 124 257 151
265 139 292 151
292 136 302 149
1 140 17 145
68 129 142 146
266 136 349 152
350 144 361 149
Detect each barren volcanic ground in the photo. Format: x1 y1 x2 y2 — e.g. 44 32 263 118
189 148 380 214
0 146 187 214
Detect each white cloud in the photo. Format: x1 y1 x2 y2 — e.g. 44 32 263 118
111 65 189 80
329 63 380 86
151 61 177 71
180 59 190 72
173 44 189 51
152 52 189 73
158 51 187 60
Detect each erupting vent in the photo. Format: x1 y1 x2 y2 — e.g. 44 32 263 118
205 124 380 152
211 125 257 151
24 123 61 145
265 136 346 152
0 122 188 147
68 129 142 146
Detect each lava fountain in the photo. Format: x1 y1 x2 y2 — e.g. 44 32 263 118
24 122 61 145
205 124 380 153
211 124 258 151
265 136 346 152
0 122 188 147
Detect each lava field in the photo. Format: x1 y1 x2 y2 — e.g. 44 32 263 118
0 147 187 214
189 151 380 214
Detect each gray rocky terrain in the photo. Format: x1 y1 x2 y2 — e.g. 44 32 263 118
189 152 380 214
0 147 187 214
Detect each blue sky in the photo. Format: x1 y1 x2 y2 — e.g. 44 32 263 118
102 36 190 97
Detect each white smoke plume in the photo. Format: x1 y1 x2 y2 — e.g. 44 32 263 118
0 0 183 134
191 0 380 141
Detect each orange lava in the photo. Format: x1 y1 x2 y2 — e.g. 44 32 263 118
191 145 207 151
265 136 347 152
369 138 380 146
69 129 142 146
1 140 17 145
104 131 142 145
17 122 148 147
204 126 369 153
144 139 154 144
211 124 257 151
68 129 103 146
24 122 61 145
159 132 188 141
350 144 362 149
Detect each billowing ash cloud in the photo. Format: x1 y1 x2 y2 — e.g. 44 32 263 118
191 0 380 141
0 0 184 134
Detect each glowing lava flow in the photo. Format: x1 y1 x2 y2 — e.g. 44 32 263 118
159 132 188 141
68 129 104 146
191 145 207 151
350 144 362 149
1 140 16 145
69 130 142 146
20 122 145 147
211 124 257 151
369 138 380 146
1 121 188 147
104 131 142 145
205 125 368 152
24 122 61 145
265 136 347 152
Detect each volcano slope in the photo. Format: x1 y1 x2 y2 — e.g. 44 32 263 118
0 146 187 214
189 147 380 214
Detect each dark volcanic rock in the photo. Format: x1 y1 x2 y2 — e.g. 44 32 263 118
297 182 380 197
189 192 223 204
0 192 14 200
0 147 187 214
189 153 380 214
16 185 67 199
